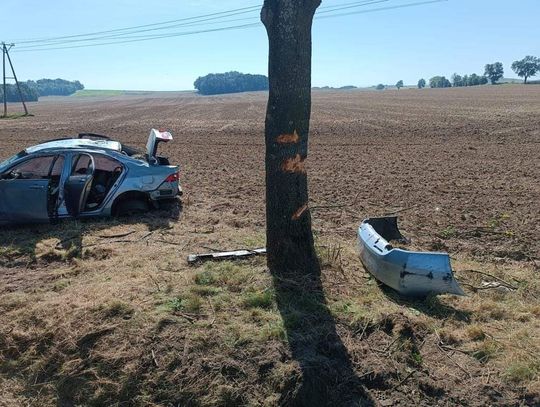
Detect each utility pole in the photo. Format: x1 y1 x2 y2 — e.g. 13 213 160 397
2 43 6 117
1 42 29 117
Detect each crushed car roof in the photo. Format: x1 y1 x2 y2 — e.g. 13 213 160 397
26 139 122 154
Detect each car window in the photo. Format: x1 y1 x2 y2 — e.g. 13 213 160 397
71 154 93 176
50 156 65 178
0 151 27 172
94 154 122 172
8 156 56 179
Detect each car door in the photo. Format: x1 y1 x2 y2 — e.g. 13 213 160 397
0 155 56 223
64 153 95 217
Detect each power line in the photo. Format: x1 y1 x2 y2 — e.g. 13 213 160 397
11 0 448 53
317 0 447 20
9 4 262 44
12 0 387 49
13 23 262 52
13 8 262 47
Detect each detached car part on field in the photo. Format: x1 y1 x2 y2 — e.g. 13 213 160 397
358 217 464 297
0 129 182 224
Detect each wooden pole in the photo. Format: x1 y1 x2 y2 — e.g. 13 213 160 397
5 44 28 115
2 43 6 117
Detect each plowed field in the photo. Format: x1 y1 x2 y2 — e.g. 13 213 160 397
0 85 539 406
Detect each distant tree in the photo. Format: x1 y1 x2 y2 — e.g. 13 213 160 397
25 78 84 96
429 76 451 88
194 71 269 95
451 73 463 87
484 62 504 84
479 75 488 85
511 56 540 84
468 73 480 86
462 74 469 87
375 84 385 90
417 78 426 89
0 83 39 103
395 80 404 90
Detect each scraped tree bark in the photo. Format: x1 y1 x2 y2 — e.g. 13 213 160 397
261 0 321 277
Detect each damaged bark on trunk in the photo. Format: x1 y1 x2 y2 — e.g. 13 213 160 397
261 0 320 278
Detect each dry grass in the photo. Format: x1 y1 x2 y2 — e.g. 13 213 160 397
1 217 538 405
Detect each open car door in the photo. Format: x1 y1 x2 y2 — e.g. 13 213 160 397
0 155 56 223
64 153 95 217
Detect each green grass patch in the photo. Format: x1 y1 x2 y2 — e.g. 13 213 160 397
242 290 274 309
242 232 266 248
411 351 423 366
439 225 457 239
190 286 222 297
165 295 202 313
194 270 217 286
471 340 501 363
0 113 33 119
504 361 540 383
200 261 260 292
100 301 135 319
260 320 287 341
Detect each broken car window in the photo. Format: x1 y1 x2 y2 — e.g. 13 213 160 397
6 156 56 180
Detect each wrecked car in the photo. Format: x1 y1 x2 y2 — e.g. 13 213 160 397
0 129 181 224
358 216 464 297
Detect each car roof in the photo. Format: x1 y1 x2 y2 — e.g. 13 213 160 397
26 138 122 154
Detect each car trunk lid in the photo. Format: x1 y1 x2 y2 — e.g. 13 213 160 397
146 129 173 164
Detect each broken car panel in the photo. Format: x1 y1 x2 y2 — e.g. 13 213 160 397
357 216 465 297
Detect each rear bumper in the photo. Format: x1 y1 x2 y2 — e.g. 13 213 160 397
358 217 465 297
149 184 182 200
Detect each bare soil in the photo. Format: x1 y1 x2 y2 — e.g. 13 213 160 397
0 85 539 406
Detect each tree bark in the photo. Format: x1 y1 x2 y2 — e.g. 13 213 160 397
261 0 321 278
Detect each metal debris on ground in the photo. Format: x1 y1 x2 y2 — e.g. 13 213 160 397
187 248 266 264
357 216 465 297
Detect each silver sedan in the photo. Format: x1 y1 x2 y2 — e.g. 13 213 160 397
0 129 182 224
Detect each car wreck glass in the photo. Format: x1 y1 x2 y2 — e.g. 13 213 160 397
0 151 27 172
8 156 56 179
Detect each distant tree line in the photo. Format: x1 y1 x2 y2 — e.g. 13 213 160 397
26 78 84 96
194 71 268 95
0 78 84 102
0 83 39 102
312 85 357 90
451 73 489 87
429 76 452 88
414 55 540 90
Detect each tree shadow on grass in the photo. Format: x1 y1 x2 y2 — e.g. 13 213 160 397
272 269 375 407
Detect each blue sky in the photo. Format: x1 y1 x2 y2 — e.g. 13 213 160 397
1 0 539 90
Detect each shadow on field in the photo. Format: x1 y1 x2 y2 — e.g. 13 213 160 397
0 200 182 268
378 284 471 322
272 267 375 406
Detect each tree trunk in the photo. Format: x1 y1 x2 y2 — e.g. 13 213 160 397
261 0 321 278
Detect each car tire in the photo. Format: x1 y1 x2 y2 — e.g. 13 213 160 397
115 198 150 217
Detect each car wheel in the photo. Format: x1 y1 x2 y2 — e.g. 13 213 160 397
115 199 150 217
